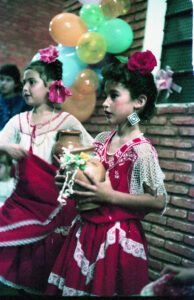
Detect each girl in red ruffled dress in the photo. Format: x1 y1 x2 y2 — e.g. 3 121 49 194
47 50 168 296
0 46 93 294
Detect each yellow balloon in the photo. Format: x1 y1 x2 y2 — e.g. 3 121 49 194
100 0 130 18
76 32 106 64
49 13 88 47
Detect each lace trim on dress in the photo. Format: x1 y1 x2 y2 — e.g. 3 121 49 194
0 203 63 233
74 221 147 285
48 273 93 296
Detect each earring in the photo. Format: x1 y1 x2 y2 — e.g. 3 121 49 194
127 112 140 126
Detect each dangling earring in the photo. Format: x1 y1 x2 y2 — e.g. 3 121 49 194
127 111 140 126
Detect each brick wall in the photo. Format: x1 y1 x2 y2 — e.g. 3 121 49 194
0 0 65 72
142 103 194 280
1 0 193 284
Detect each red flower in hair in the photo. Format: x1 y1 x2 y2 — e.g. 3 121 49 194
49 80 72 103
127 50 157 75
39 45 59 64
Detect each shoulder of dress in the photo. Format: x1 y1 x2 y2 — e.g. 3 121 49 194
132 139 158 158
94 131 112 144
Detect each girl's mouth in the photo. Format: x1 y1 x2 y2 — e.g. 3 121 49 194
104 111 112 119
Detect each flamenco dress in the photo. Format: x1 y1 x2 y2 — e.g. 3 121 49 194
0 110 93 294
47 131 167 296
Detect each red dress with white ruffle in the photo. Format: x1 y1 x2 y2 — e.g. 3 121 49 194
46 131 167 296
0 111 94 294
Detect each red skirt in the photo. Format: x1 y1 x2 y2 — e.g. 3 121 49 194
0 154 77 294
46 215 149 296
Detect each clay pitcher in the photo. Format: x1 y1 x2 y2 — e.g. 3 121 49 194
53 129 105 211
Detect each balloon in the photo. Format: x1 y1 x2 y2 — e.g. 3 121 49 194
74 69 99 94
80 4 104 28
76 32 106 64
58 47 88 87
79 0 101 4
62 85 96 122
96 18 133 53
100 0 130 18
49 13 88 47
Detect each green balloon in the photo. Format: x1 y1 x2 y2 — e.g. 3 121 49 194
80 4 104 28
97 18 133 54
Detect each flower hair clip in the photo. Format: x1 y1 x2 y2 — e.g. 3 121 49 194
49 80 72 103
127 50 157 75
38 45 59 64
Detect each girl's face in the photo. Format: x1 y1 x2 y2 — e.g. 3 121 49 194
103 82 136 125
23 69 49 107
0 75 16 97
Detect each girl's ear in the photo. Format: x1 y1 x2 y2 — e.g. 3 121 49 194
134 94 147 110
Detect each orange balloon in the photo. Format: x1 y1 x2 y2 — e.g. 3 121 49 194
74 69 99 94
49 13 88 47
62 85 96 122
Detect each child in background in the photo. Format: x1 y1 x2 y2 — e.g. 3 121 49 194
0 64 31 130
0 153 14 205
0 46 93 295
47 50 167 296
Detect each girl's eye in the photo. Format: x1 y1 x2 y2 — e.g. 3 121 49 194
110 92 119 100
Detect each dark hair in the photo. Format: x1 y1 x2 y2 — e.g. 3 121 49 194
101 62 158 121
0 64 22 93
24 59 63 86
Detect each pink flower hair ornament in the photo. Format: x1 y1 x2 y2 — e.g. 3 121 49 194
49 80 72 103
38 45 59 64
127 50 157 75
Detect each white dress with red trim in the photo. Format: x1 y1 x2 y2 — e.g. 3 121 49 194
46 131 167 296
0 111 94 294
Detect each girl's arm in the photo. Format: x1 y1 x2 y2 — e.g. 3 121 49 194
0 143 29 160
0 115 29 160
74 170 165 213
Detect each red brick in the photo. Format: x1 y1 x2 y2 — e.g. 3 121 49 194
147 126 178 135
165 241 194 259
184 235 194 246
164 171 174 181
188 105 194 114
176 150 194 161
174 174 194 185
179 127 194 136
157 149 175 159
164 207 187 219
189 187 194 197
148 258 163 270
151 225 184 242
171 197 194 209
149 246 182 264
160 160 192 172
170 116 194 125
146 233 165 247
144 214 167 225
167 218 194 234
165 183 189 195
182 259 194 268
159 138 193 149
188 212 194 222
150 116 167 125
157 105 186 114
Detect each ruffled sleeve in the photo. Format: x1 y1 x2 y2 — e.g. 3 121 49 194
0 114 20 144
131 142 168 212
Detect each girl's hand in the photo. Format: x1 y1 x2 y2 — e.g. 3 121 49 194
5 144 29 160
55 172 66 190
73 170 114 205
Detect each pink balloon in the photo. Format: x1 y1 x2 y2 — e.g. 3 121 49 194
79 0 101 4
